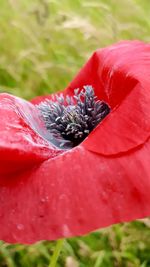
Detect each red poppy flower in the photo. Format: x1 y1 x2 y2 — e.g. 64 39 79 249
0 40 150 244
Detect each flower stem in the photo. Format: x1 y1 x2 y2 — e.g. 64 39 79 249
48 239 64 267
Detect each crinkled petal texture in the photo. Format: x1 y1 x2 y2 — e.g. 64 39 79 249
0 41 150 244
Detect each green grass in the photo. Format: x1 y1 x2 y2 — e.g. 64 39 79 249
0 0 150 266
0 222 150 267
0 0 150 99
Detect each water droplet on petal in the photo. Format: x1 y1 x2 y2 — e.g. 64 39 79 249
17 224 24 230
62 224 72 236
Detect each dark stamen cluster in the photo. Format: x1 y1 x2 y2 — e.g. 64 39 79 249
38 86 110 149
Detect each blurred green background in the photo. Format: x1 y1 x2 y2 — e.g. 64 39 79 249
0 0 150 266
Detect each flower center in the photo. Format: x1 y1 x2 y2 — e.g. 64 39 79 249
38 86 110 149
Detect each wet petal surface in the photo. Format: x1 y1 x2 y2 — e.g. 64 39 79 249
0 141 149 244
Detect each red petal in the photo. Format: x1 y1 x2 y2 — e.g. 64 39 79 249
31 41 147 105
1 41 150 244
0 142 149 244
31 41 150 155
65 40 150 108
83 82 150 154
0 94 61 174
